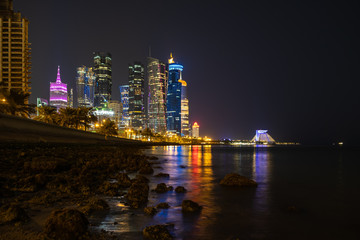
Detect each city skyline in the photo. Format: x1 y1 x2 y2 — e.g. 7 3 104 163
10 0 360 144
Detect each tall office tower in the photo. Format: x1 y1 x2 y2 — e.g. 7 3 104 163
119 85 130 129
0 0 31 102
128 62 145 129
179 79 189 136
147 57 168 134
166 53 183 135
109 100 122 129
93 52 112 107
50 66 67 110
76 66 95 107
192 122 199 138
67 88 73 108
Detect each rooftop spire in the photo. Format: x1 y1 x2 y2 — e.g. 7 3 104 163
168 52 174 64
56 66 61 83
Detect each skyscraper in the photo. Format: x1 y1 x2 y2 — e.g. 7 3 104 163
128 62 145 129
166 54 183 135
50 66 67 110
180 79 189 136
192 122 199 138
93 52 112 107
0 0 31 102
68 88 73 108
119 85 130 129
76 66 95 107
109 100 122 129
147 57 168 134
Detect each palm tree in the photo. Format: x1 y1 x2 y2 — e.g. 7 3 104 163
58 107 77 128
98 119 118 137
0 89 35 117
78 107 97 131
34 106 59 124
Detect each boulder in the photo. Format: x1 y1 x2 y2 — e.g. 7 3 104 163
80 197 109 215
143 224 173 240
144 206 158 216
139 163 154 174
44 208 89 240
117 173 132 188
154 173 170 178
156 202 170 209
0 205 29 224
154 183 173 193
219 173 257 187
133 175 150 184
126 182 149 208
181 200 202 213
175 186 187 193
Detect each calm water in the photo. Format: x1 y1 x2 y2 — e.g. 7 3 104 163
93 145 360 240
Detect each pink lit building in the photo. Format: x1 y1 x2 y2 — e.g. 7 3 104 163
50 66 68 110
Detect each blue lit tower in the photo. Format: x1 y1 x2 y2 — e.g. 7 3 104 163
76 66 95 107
93 52 112 107
166 53 183 135
119 85 130 129
128 62 145 129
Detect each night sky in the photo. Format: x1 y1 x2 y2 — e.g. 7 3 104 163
15 0 359 145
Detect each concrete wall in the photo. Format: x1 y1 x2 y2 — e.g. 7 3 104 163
0 113 142 145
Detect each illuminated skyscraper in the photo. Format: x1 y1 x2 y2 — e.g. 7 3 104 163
180 79 189 136
109 100 122 129
68 88 73 108
50 66 67 110
147 57 168 134
0 0 31 102
166 53 183 135
192 122 199 138
119 85 130 129
76 66 95 107
128 62 145 129
93 52 112 107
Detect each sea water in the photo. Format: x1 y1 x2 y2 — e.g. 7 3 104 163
94 145 360 240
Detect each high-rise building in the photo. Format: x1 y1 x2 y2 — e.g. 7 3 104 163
93 52 112 107
109 100 122 129
0 0 31 102
147 57 168 134
192 122 199 138
67 88 73 108
119 85 130 129
50 66 67 110
128 62 145 129
166 54 183 135
180 79 189 136
76 66 95 107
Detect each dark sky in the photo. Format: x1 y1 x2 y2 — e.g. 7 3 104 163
15 0 360 145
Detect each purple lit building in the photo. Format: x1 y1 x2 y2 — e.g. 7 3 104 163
50 66 68 110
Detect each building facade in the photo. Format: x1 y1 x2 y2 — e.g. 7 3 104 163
67 88 73 108
128 62 145 129
76 66 95 107
119 85 130 129
147 57 168 134
192 122 199 138
180 79 189 136
166 54 183 135
0 0 31 102
50 66 67 110
109 100 122 130
93 52 112 107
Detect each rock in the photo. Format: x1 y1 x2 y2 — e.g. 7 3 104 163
117 173 132 188
44 208 89 240
181 200 202 213
156 202 170 209
139 164 154 174
175 186 187 193
219 173 257 187
148 156 159 160
133 174 150 184
126 182 149 208
143 224 173 240
153 183 172 193
144 206 158 216
179 165 186 168
0 205 29 224
97 181 121 196
80 197 109 215
154 173 170 178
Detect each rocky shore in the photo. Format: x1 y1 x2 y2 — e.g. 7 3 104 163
0 143 182 239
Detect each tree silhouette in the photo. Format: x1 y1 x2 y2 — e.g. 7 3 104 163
98 119 118 137
0 89 35 117
34 106 59 124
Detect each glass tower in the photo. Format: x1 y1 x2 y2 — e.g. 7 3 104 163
93 52 112 107
0 0 31 102
128 62 145 129
166 54 183 135
147 57 168 134
119 85 130 129
50 66 67 110
76 66 95 107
